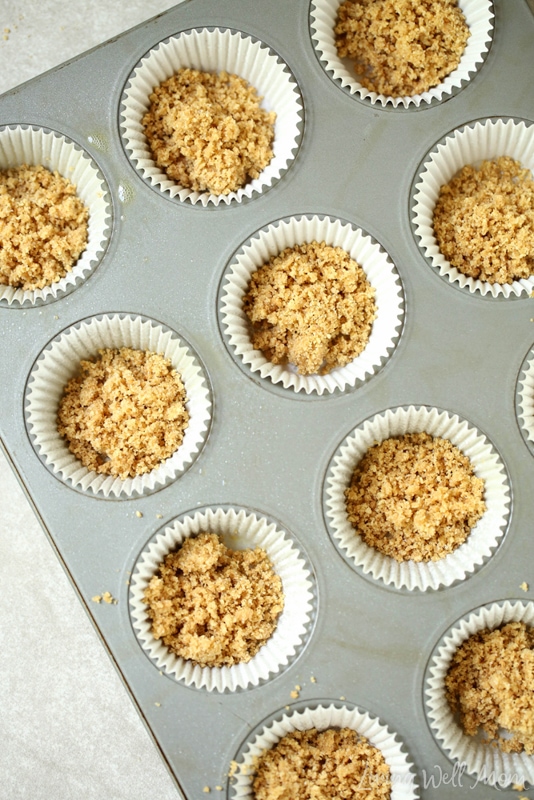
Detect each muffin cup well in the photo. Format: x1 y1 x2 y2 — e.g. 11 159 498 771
129 507 315 692
324 405 510 591
310 0 494 109
120 27 303 207
24 313 211 498
219 214 404 395
425 600 534 787
0 125 111 306
412 117 534 297
230 701 418 798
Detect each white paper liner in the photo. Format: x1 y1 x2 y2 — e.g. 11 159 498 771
120 27 303 207
517 346 534 447
425 600 534 787
220 214 404 395
24 313 211 498
412 117 534 297
231 702 418 798
129 507 315 692
310 0 493 109
325 406 510 591
0 125 111 305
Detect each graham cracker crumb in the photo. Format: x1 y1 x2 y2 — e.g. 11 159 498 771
154 702 161 707
290 689 300 699
91 595 102 603
203 787 210 794
143 68 276 196
446 621 534 754
345 432 486 562
102 591 117 605
310 675 317 683
252 728 391 800
243 241 376 375
57 347 189 479
520 582 529 592
228 761 238 778
0 164 88 290
335 0 470 97
135 510 143 518
433 156 534 284
143 533 284 668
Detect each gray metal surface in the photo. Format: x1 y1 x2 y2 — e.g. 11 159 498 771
1 0 533 797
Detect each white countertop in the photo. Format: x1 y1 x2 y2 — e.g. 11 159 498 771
0 3 185 798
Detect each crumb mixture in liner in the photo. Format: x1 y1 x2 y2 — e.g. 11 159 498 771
344 431 486 563
143 532 284 668
243 241 376 376
120 27 303 206
334 0 470 98
25 314 211 498
0 125 110 305
0 163 88 290
220 214 404 395
325 406 510 591
57 347 189 480
310 0 494 108
412 117 534 297
230 703 418 799
129 507 315 692
143 68 276 196
426 601 534 787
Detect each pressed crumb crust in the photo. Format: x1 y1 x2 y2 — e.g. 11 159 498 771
345 432 486 562
433 156 534 285
57 347 189 480
143 533 284 668
252 727 391 800
0 163 88 291
335 0 470 97
142 68 276 195
445 621 534 754
243 241 376 375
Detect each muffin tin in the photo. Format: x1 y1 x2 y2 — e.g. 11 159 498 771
1 0 534 797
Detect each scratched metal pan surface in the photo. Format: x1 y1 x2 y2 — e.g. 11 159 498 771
1 0 534 797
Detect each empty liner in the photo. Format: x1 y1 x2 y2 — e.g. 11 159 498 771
426 600 534 788
517 344 534 452
412 117 534 297
220 214 404 395
325 405 510 591
129 506 315 692
120 27 303 206
310 0 494 109
24 313 211 498
230 702 418 798
0 125 111 306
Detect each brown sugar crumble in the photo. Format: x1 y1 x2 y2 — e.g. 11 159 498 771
142 68 276 195
243 241 376 375
57 347 189 480
445 621 534 754
252 727 391 800
143 532 284 668
345 432 486 562
433 156 534 285
335 0 470 97
0 163 88 290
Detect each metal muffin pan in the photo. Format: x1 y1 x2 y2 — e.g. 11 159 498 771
1 0 534 797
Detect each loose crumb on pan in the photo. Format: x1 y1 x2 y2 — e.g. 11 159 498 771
335 0 470 97
433 156 534 285
0 163 88 290
243 241 376 375
57 347 189 480
445 621 534 754
143 532 284 668
142 68 276 196
252 727 391 800
345 432 486 562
